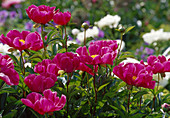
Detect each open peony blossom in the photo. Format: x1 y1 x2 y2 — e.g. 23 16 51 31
142 29 170 44
145 55 170 74
113 63 155 89
0 30 43 51
95 14 121 29
52 52 80 73
76 40 118 65
21 89 66 115
24 73 57 93
26 5 57 24
0 54 19 85
34 59 60 76
53 11 71 25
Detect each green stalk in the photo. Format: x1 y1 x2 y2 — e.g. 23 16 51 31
84 29 86 46
41 24 47 59
64 25 67 52
114 33 123 66
93 65 97 116
66 73 70 117
20 51 26 98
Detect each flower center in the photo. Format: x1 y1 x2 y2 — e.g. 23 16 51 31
91 55 98 59
132 76 137 80
19 39 25 44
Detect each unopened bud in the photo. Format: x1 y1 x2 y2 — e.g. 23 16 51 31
79 70 84 75
81 22 89 30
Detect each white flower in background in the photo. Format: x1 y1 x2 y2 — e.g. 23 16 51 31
95 14 121 29
56 40 77 49
142 29 170 44
121 58 140 64
0 43 10 54
24 62 32 68
72 28 80 36
116 40 125 51
76 26 99 43
137 20 142 27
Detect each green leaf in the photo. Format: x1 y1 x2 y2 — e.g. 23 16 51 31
110 105 125 118
29 53 43 60
132 90 148 102
125 26 135 33
3 110 17 118
57 48 66 53
7 54 19 65
97 82 110 92
0 87 17 94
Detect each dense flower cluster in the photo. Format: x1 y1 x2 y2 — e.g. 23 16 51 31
21 89 66 115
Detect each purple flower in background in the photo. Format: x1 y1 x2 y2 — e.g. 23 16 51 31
0 10 8 25
18 10 23 19
145 47 154 55
68 35 73 40
25 22 33 31
76 38 81 44
9 11 18 20
14 4 22 9
84 21 90 26
98 29 104 38
141 54 146 61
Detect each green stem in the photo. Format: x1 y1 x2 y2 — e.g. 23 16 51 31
157 73 160 91
64 25 67 52
20 51 26 98
66 73 70 117
41 25 47 59
45 113 48 118
127 90 131 113
84 29 86 46
93 65 97 116
115 33 123 66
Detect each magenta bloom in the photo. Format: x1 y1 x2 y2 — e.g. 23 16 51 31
52 52 80 73
26 5 57 24
24 73 57 93
53 11 71 25
0 54 19 85
76 40 118 65
34 59 59 76
146 55 170 74
0 30 43 51
21 89 66 115
113 63 155 89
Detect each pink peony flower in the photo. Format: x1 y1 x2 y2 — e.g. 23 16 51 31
0 54 19 85
1 0 23 9
76 40 118 65
52 52 80 73
113 63 156 89
146 55 170 74
21 89 66 115
26 5 58 24
0 30 43 51
53 11 71 25
24 73 57 93
34 59 59 76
